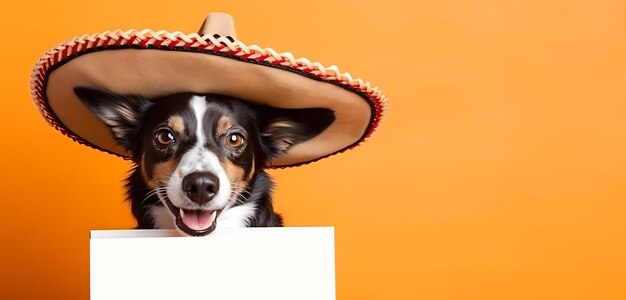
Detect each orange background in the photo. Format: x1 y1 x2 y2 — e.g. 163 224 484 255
1 0 625 299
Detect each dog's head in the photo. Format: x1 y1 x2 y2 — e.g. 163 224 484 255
74 87 334 236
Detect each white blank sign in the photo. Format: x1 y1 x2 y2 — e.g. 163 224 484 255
90 227 335 300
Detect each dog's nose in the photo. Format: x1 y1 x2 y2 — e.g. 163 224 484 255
182 172 220 204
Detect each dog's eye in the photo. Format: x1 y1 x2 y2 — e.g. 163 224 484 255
155 129 176 145
226 133 245 148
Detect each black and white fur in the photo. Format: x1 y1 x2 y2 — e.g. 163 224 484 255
75 88 334 236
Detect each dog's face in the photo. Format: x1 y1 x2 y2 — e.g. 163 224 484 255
134 94 263 236
75 88 334 236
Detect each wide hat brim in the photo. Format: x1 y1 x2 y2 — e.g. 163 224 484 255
30 13 387 167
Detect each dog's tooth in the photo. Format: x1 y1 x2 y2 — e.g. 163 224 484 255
211 211 216 218
180 208 184 218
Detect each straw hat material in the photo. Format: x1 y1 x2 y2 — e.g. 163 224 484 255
30 12 387 167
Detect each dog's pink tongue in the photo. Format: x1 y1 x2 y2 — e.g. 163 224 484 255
181 210 215 231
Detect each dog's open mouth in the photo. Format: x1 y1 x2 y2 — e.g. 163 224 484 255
162 194 223 236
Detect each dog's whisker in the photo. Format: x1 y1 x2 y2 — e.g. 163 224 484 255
230 185 252 205
140 191 159 203
141 186 168 204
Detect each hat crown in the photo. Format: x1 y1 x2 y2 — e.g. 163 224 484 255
198 12 237 39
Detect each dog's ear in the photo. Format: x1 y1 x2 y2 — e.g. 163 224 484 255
74 87 151 150
261 107 335 157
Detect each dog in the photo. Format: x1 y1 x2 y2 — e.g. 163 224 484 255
74 87 334 236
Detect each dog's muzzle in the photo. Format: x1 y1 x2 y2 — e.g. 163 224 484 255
162 172 224 236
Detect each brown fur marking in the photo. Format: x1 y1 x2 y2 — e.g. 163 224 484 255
223 160 248 191
168 115 185 135
216 116 232 135
145 160 179 188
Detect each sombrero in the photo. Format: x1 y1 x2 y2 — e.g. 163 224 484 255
29 12 387 168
